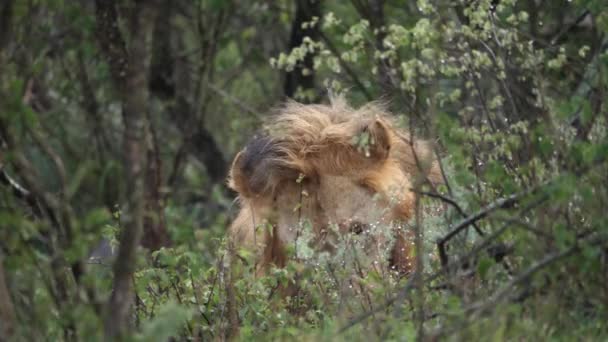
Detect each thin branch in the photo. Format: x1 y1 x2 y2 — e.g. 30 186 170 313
206 83 263 120
337 182 556 335
0 166 44 217
413 170 425 339
550 10 591 45
27 126 68 197
428 234 607 340
415 190 485 237
318 30 373 101
190 273 212 327
437 190 525 245
489 215 553 240
469 234 606 317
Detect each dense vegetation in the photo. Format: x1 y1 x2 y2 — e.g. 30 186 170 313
0 0 607 340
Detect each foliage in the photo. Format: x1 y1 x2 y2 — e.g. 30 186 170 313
0 0 607 341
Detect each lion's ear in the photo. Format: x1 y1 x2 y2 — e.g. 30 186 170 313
228 136 301 199
361 119 391 161
228 151 249 195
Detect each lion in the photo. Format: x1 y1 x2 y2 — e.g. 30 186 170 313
227 96 443 276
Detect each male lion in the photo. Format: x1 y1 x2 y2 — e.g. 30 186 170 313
227 97 442 276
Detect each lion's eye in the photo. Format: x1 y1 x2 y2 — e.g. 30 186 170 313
357 180 377 195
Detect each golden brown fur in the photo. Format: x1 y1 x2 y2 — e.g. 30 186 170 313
228 96 442 275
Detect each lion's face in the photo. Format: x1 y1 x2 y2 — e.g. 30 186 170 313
315 175 391 234
269 173 394 239
227 98 440 274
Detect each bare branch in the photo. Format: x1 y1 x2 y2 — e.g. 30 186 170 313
415 190 485 237
206 83 263 120
436 190 527 265
550 10 591 46
468 234 607 317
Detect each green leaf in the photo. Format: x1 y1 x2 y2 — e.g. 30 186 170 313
67 161 93 199
136 302 193 342
477 256 494 280
554 223 575 251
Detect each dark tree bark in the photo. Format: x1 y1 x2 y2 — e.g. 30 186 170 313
97 0 171 252
148 0 175 99
0 256 16 340
352 0 392 96
148 0 228 184
140 0 171 250
95 0 159 338
95 1 129 89
76 50 113 163
0 0 13 53
171 51 228 183
141 120 171 250
284 0 321 101
171 101 228 183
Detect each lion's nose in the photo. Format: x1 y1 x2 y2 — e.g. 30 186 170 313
348 221 367 235
337 221 368 235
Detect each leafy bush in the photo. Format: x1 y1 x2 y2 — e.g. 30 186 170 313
1 0 607 341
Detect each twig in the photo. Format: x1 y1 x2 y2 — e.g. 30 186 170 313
550 10 591 46
434 146 453 197
337 188 552 334
337 275 417 334
190 273 212 327
489 215 553 240
414 190 485 237
474 32 520 120
0 166 42 216
468 233 606 318
436 190 527 267
426 241 586 340
469 70 497 131
318 30 373 101
413 173 425 339
27 126 68 197
170 279 194 336
206 83 263 120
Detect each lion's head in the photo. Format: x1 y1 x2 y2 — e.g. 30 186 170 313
228 97 442 275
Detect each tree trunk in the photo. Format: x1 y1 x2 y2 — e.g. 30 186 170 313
284 0 321 101
95 0 158 339
141 121 171 250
